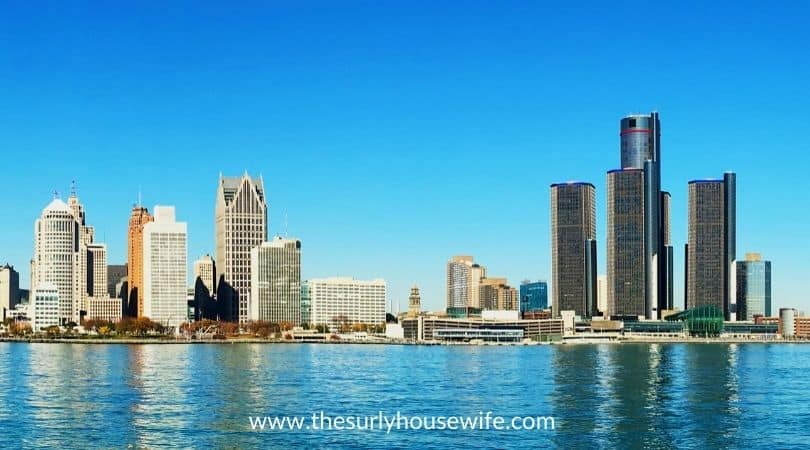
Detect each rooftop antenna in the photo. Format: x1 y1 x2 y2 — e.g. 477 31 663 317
70 180 77 197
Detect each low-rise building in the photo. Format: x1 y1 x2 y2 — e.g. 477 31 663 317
401 316 564 342
32 283 60 331
86 296 123 323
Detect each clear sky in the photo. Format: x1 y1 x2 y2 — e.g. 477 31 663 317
2 1 808 313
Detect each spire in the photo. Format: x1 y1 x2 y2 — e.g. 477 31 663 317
70 180 77 198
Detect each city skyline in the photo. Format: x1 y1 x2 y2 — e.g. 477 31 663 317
2 2 809 313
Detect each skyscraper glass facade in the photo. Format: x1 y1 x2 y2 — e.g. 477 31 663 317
519 281 548 313
737 257 772 320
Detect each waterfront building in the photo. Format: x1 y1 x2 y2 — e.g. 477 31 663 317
0 264 20 321
736 253 772 320
307 277 386 331
194 255 216 295
407 285 421 317
301 283 311 326
550 182 597 318
401 315 564 342
86 295 123 323
606 113 673 319
32 196 78 325
446 256 486 311
685 173 736 320
32 282 60 332
87 243 107 299
249 236 301 325
596 275 607 316
519 280 548 314
215 173 268 323
106 264 127 299
479 278 519 310
142 206 188 330
128 205 153 317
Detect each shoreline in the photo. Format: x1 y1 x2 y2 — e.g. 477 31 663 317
1 337 808 345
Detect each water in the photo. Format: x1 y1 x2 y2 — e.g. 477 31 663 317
0 343 808 449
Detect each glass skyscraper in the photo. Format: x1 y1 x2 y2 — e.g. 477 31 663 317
519 280 548 313
685 172 736 320
550 182 597 318
736 253 771 320
606 112 673 319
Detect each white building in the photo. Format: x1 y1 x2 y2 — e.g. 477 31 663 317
308 277 386 331
32 283 60 332
249 237 301 324
193 254 216 294
86 295 122 323
597 274 607 316
32 197 78 325
0 264 20 321
215 173 267 324
143 206 188 330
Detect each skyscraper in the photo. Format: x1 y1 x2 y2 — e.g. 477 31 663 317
193 255 216 295
446 256 486 313
607 113 673 319
736 253 772 320
106 264 127 299
685 172 736 320
143 206 188 329
0 264 20 322
32 196 78 325
87 243 108 298
249 236 301 325
128 205 153 317
215 173 268 323
550 182 596 318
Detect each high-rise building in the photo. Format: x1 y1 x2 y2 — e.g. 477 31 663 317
736 253 771 320
685 173 736 320
67 188 96 320
446 256 486 311
607 113 673 319
249 236 301 324
215 173 268 323
550 182 597 318
32 282 60 332
107 264 127 299
32 196 78 325
519 280 548 314
479 278 519 310
301 283 311 326
142 206 188 330
307 277 386 331
87 243 107 298
193 255 216 295
0 264 20 321
407 285 421 318
596 275 607 315
128 205 153 317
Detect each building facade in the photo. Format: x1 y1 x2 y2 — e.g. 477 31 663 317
215 173 268 323
606 169 646 318
307 277 386 331
32 282 60 332
194 255 216 295
446 256 487 310
686 173 736 320
249 237 302 325
519 280 548 314
87 243 107 299
107 264 127 299
128 205 153 317
550 182 597 318
0 264 20 322
86 296 123 323
407 285 421 317
142 206 188 330
736 253 772 320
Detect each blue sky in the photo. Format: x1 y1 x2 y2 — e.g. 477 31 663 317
1 1 808 313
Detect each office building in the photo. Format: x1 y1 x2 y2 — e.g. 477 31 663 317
597 275 607 316
128 205 153 317
249 236 301 324
408 285 421 317
0 264 20 321
32 196 78 325
307 277 386 331
519 280 548 314
215 173 268 323
736 253 772 320
32 282 60 332
107 264 127 299
143 206 188 330
606 113 673 319
479 278 519 311
685 172 736 320
446 256 486 311
87 243 107 299
550 182 597 318
194 255 216 295
86 296 123 323
301 283 311 326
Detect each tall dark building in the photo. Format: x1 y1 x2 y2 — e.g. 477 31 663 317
606 112 673 319
736 253 772 320
107 264 127 298
685 172 736 320
550 182 597 318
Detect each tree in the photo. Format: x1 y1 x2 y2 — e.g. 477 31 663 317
279 321 294 332
44 325 61 338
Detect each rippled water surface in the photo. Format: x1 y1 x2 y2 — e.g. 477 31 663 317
0 342 808 449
